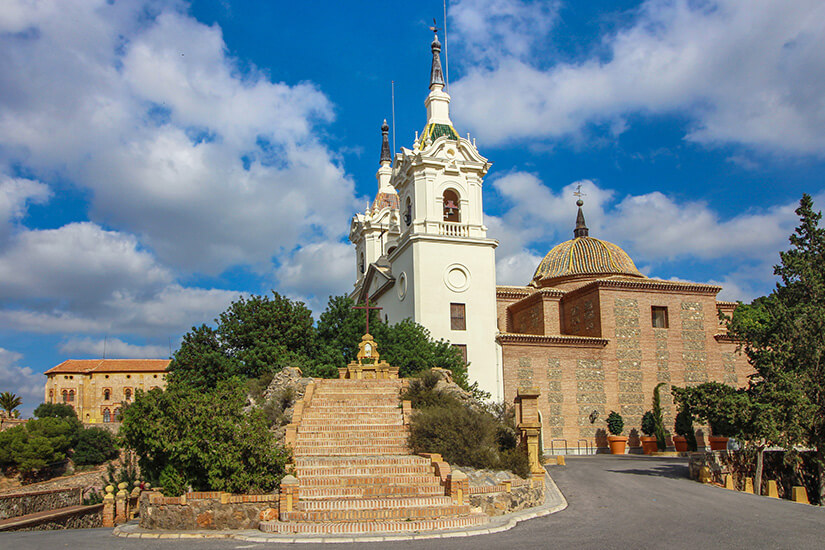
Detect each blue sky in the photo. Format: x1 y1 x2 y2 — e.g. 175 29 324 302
1 0 824 415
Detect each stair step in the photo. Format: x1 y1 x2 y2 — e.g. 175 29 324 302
295 464 431 477
296 496 453 511
281 504 471 522
299 485 446 499
293 456 429 468
260 514 488 534
298 424 406 432
298 475 442 487
294 448 410 456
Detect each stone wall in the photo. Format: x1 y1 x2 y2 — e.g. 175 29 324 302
1 504 103 531
139 492 278 530
468 481 545 516
0 487 81 520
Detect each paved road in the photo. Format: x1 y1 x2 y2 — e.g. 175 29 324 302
2 456 823 549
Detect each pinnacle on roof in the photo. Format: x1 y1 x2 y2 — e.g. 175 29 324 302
429 28 445 90
574 199 589 238
380 119 391 164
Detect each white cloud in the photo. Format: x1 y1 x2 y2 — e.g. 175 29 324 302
485 171 810 297
0 348 44 417
451 0 825 155
59 337 169 359
0 177 50 242
275 240 354 313
0 222 237 336
0 1 358 273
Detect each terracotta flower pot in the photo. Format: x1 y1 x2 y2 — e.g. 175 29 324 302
673 436 688 452
708 436 729 451
640 436 658 455
607 435 628 455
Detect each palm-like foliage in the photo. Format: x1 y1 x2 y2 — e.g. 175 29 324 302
0 391 22 417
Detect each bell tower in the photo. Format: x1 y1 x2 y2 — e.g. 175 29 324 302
350 29 501 401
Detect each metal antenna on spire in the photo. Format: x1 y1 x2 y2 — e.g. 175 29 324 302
391 80 396 155
103 335 107 359
443 0 449 89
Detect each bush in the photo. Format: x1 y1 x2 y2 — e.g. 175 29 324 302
261 387 296 427
606 411 624 436
674 405 698 451
0 416 81 475
641 411 656 437
406 375 529 477
120 381 290 495
33 403 78 419
73 428 119 466
401 370 457 409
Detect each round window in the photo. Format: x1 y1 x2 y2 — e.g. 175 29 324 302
444 264 471 292
397 272 408 301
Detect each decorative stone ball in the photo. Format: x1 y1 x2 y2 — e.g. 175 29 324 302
105 485 115 494
118 482 128 490
143 482 151 490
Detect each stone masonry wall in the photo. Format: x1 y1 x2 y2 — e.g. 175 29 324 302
468 483 545 517
139 492 278 530
0 487 81 520
1 504 103 531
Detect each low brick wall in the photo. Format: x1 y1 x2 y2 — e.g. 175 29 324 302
139 492 279 530
468 479 544 516
1 504 103 531
0 487 82 520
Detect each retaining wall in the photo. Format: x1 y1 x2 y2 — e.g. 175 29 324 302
0 487 82 520
139 491 279 530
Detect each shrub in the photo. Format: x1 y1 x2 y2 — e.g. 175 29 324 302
606 411 624 436
674 405 698 451
33 403 78 419
73 428 119 466
641 411 656 437
0 416 81 475
406 375 529 477
261 387 296 427
120 381 290 495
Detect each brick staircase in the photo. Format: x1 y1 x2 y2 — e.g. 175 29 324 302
260 378 488 534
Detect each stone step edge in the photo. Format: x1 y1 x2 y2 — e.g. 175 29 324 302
296 496 454 511
259 514 489 534
280 505 472 522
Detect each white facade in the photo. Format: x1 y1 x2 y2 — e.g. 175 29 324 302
350 33 502 401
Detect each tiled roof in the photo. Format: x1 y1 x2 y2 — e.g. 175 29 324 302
533 236 644 283
45 359 170 375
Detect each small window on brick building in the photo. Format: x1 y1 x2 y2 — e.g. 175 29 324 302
450 303 466 330
124 388 132 401
103 389 110 401
103 409 111 423
452 344 467 365
68 389 75 402
652 306 669 328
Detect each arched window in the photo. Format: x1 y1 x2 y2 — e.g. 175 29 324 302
387 246 396 256
103 389 110 401
359 252 365 274
62 390 68 403
103 409 111 423
443 189 460 222
404 197 412 226
49 389 53 403
124 388 132 401
68 389 75 402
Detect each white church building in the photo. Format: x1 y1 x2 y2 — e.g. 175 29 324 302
349 30 503 401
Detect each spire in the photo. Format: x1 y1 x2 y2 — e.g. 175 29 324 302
429 29 445 90
574 199 589 238
380 119 391 164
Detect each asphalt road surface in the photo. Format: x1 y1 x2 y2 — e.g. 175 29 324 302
2 455 823 549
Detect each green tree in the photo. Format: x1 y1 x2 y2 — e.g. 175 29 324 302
73 427 120 466
218 293 316 379
0 416 81 475
167 324 239 389
33 402 78 419
120 381 289 495
719 194 825 501
315 295 381 368
0 391 22 417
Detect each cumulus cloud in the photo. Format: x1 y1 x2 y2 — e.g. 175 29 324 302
275 240 354 313
0 348 44 417
486 170 810 297
0 177 50 242
59 337 169 359
0 221 237 336
0 0 358 273
451 0 825 155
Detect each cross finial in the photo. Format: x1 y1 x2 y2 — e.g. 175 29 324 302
352 296 383 335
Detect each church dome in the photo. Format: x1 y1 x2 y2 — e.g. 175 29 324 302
532 200 644 284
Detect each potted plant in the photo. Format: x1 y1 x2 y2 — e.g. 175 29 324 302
708 418 735 451
673 405 697 453
606 411 627 455
640 411 658 455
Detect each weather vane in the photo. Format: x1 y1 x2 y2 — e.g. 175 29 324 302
574 183 587 205
429 18 440 35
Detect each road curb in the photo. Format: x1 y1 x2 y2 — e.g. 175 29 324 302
112 472 568 543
